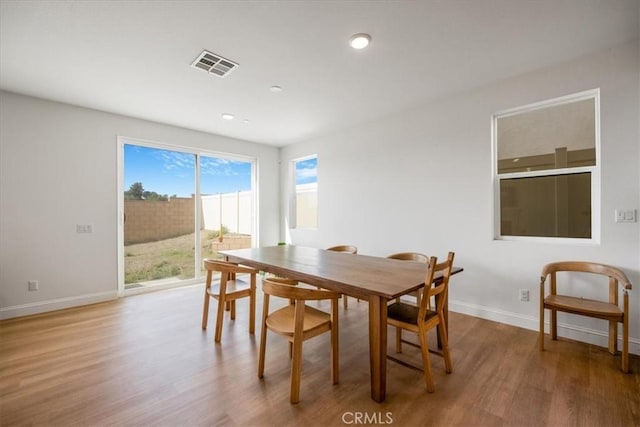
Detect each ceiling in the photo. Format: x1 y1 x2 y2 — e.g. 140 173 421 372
1 1 638 147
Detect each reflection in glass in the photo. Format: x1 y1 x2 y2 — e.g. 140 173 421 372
497 98 595 174
500 173 591 238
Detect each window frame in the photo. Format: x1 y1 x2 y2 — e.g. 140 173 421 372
491 89 601 244
116 135 258 295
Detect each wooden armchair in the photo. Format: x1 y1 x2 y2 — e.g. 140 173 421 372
201 259 257 343
538 261 633 372
387 252 455 392
258 277 341 403
326 245 358 309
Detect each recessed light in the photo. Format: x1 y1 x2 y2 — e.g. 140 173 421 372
349 33 371 49
221 113 234 120
270 85 283 93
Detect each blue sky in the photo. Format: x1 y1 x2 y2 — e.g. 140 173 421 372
124 144 253 196
296 157 318 185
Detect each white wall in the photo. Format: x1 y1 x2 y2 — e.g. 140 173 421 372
0 91 280 318
281 41 640 354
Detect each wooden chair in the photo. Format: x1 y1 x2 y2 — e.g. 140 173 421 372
387 252 429 303
258 277 341 404
539 261 633 373
387 252 455 392
387 252 430 346
201 259 257 343
326 245 358 309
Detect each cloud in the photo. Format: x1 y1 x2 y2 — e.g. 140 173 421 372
201 157 250 177
296 157 317 184
158 151 195 172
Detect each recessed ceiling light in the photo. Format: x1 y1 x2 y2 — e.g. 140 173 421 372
221 113 234 120
349 33 371 49
270 85 283 93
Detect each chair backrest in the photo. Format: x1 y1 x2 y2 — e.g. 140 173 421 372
326 245 358 254
204 259 238 273
418 252 455 318
387 252 429 263
540 261 632 303
203 259 257 285
262 278 341 302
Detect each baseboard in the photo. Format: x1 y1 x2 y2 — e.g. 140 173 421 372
0 291 118 320
449 299 640 356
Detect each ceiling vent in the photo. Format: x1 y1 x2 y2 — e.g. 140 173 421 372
191 50 238 78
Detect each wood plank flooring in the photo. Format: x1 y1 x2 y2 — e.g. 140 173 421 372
1 284 638 426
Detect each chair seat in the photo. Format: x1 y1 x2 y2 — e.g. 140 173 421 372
388 302 437 325
544 295 623 319
266 305 331 336
207 278 252 299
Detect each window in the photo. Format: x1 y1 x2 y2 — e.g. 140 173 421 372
493 90 599 241
118 137 256 293
291 155 318 229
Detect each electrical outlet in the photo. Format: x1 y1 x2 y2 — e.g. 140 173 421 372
28 280 39 291
519 289 529 302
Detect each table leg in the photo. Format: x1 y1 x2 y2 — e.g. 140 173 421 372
368 295 387 402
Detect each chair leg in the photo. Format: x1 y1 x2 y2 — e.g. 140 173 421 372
258 326 267 378
290 338 303 404
539 306 545 351
258 294 269 378
438 316 452 374
214 296 226 343
551 309 557 340
230 300 236 320
608 320 617 355
249 287 256 335
418 328 435 393
623 317 629 373
202 292 210 330
343 295 348 309
395 327 402 353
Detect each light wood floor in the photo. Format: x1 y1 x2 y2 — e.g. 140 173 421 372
1 284 638 426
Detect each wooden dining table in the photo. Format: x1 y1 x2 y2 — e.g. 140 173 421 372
219 245 462 403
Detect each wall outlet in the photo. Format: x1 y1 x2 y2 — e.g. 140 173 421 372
519 289 529 302
28 280 39 291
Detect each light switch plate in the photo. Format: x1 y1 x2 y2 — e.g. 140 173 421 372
615 209 636 223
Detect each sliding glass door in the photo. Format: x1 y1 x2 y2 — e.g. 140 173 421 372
117 137 255 293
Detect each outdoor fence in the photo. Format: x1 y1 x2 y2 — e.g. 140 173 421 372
124 192 252 245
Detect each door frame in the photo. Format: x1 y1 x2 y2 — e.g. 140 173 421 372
116 135 257 296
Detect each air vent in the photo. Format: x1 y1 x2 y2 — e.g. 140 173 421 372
191 50 238 78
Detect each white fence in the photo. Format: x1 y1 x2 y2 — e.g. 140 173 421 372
201 191 252 234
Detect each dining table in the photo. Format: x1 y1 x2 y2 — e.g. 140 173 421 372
218 245 463 403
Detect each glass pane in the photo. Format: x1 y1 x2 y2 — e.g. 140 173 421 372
200 156 253 274
500 173 591 238
497 98 596 174
294 157 318 229
123 144 196 288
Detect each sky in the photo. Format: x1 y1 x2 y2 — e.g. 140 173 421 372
295 157 318 185
125 144 318 196
124 144 254 197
